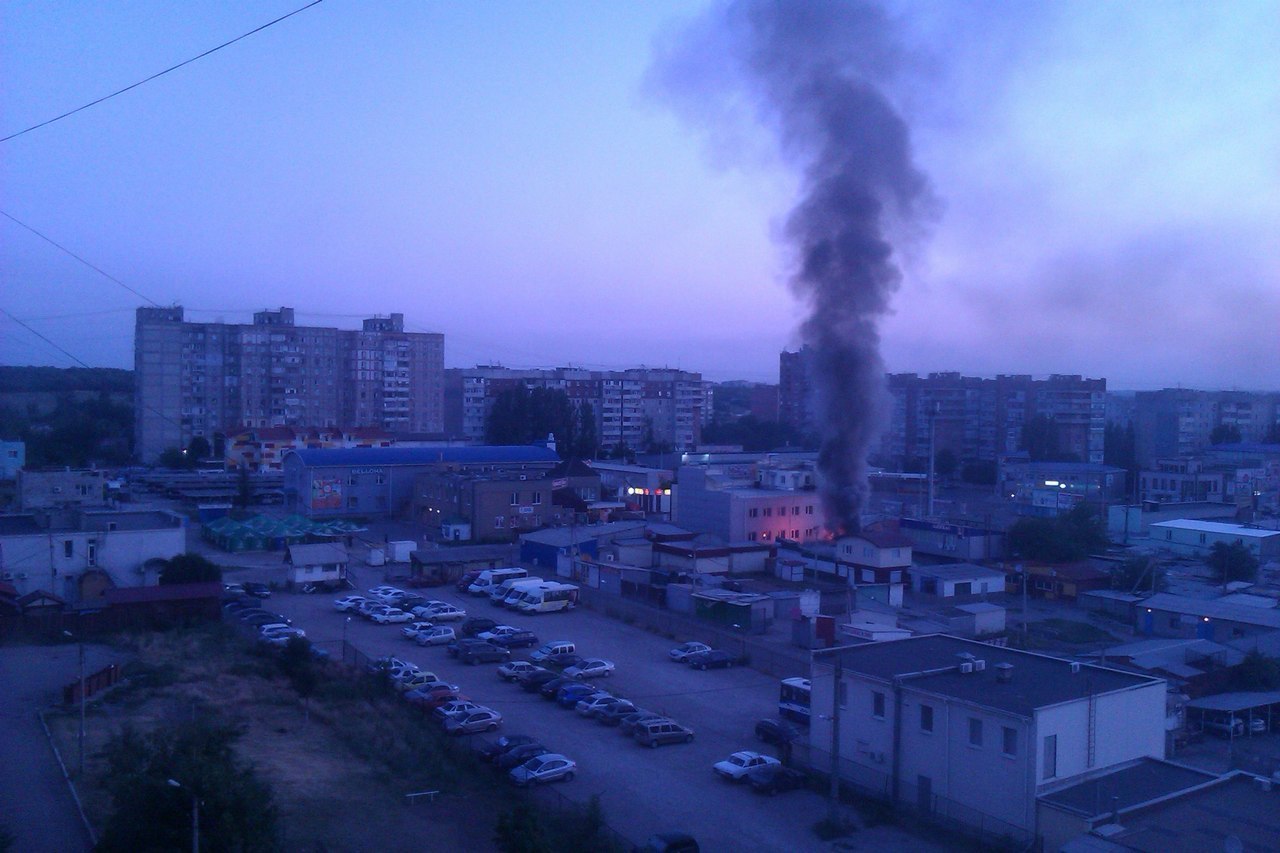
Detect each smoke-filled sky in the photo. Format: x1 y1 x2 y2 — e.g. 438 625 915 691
2 1 1277 390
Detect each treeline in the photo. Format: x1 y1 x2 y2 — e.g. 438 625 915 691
0 365 131 393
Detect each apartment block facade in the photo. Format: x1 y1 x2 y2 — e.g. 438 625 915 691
444 366 711 452
1123 388 1280 466
134 307 444 463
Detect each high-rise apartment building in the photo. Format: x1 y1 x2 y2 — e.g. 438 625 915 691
1124 389 1279 466
134 307 443 463
443 366 711 452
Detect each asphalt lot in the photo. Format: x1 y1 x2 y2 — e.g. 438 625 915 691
268 582 843 852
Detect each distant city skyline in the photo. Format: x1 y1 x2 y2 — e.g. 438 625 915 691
3 1 1276 390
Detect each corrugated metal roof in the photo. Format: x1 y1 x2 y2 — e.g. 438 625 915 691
1148 519 1280 539
1140 593 1280 628
287 445 560 467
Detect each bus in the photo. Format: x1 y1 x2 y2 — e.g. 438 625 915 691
514 582 579 614
494 578 545 607
779 677 812 724
466 567 527 597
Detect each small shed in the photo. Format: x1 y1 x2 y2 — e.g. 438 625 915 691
285 542 349 586
691 588 772 634
910 563 1006 598
948 602 1006 637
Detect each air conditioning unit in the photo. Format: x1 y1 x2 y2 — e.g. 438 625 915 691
1070 662 1081 674
959 662 974 674
973 660 986 672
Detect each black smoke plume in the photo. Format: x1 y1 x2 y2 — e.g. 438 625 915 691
652 0 934 535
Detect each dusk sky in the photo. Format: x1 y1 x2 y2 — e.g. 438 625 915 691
2 1 1276 390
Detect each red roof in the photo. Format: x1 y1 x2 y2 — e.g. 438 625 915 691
104 582 223 604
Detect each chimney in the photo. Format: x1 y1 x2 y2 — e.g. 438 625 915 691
995 663 1014 684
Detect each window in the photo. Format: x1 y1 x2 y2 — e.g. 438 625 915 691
872 691 885 719
64 540 73 558
347 497 358 508
763 508 773 517
347 475 357 485
968 718 983 747
792 506 800 516
920 704 934 733
510 492 520 506
494 516 505 529
747 532 757 541
532 492 542 505
375 474 385 485
805 505 814 515
1002 726 1017 757
748 508 759 518
1043 735 1057 779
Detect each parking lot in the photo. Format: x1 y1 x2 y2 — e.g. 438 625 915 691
266 580 858 852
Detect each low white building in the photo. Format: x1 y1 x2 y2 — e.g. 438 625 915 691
0 509 187 603
808 634 1167 847
284 542 349 587
909 563 1006 598
1147 519 1280 560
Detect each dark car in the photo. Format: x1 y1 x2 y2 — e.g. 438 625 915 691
537 676 578 698
686 650 738 670
754 718 800 746
635 833 700 853
522 671 563 693
460 617 498 638
618 711 668 736
480 734 537 763
546 652 585 670
496 742 551 770
459 642 511 665
491 630 539 649
243 581 272 598
556 683 602 708
446 638 490 658
747 764 808 796
597 701 639 726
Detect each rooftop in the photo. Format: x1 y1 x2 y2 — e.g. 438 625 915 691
820 634 1162 717
1148 519 1280 539
286 542 350 564
519 522 647 548
1038 757 1218 818
910 563 1005 581
1140 593 1280 629
288 445 560 467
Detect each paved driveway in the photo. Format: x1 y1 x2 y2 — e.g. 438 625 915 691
0 643 120 853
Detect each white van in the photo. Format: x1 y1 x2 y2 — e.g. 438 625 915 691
495 578 546 608
529 640 576 662
466 567 527 597
513 582 579 614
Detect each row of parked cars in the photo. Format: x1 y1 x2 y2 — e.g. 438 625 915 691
668 641 743 670
221 595 329 658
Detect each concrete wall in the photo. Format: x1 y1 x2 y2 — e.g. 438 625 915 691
1033 681 1166 792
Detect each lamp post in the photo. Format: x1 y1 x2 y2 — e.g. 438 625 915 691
343 616 352 662
63 630 85 778
167 778 199 853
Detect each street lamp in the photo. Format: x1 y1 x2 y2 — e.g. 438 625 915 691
62 631 85 778
342 616 352 662
167 778 199 853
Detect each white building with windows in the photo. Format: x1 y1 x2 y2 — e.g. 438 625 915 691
1147 519 1280 560
808 635 1166 846
674 460 825 544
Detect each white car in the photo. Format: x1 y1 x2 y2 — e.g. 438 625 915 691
418 602 466 622
564 659 615 679
333 595 368 612
669 642 712 663
477 625 520 642
433 700 484 722
368 586 401 598
401 621 435 639
396 670 442 692
509 754 576 786
713 751 781 782
444 708 502 736
497 661 542 681
415 626 456 646
575 694 622 717
260 628 307 647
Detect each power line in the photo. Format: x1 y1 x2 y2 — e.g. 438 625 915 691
0 308 96 369
1 210 162 306
2 0 325 143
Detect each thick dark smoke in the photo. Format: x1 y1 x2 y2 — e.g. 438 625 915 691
652 0 934 535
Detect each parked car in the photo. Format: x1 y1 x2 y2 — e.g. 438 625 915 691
668 642 712 663
634 719 694 748
365 655 412 676
490 630 539 649
754 718 800 746
404 684 461 710
498 661 544 682
564 659 615 679
713 751 780 782
618 712 668 736
415 626 456 646
368 585 401 598
260 628 307 647
401 621 436 640
446 638 490 658
421 602 466 622
396 670 443 693
686 650 739 670
334 595 368 612
476 625 521 642
223 582 245 595
372 608 414 625
546 653 585 670
243 581 272 598
1202 717 1245 738
747 765 808 796
496 743 550 771
576 695 626 718
363 604 392 621
556 683 603 708
529 640 576 663
480 734 538 763
459 642 511 665
537 676 578 698
445 708 502 736
433 700 485 723
636 832 700 853
509 753 576 787
596 701 640 726
460 617 498 638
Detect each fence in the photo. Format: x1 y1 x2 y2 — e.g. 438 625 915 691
791 741 1034 850
573 584 812 680
63 663 123 704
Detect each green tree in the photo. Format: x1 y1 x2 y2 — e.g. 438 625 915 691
1206 541 1259 585
484 386 577 448
159 554 223 585
1111 556 1165 593
235 466 254 510
573 402 598 459
1007 504 1106 563
701 415 806 452
1020 414 1078 462
280 637 319 722
187 436 212 460
1210 423 1242 445
960 459 997 485
1232 649 1280 691
97 719 279 852
158 447 195 470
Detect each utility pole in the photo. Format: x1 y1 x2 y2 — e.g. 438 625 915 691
828 655 843 825
63 631 85 777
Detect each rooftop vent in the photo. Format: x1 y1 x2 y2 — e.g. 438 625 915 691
1070 661 1081 674
995 663 1014 684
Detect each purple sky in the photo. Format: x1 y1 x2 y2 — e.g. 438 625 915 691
2 1 1276 390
